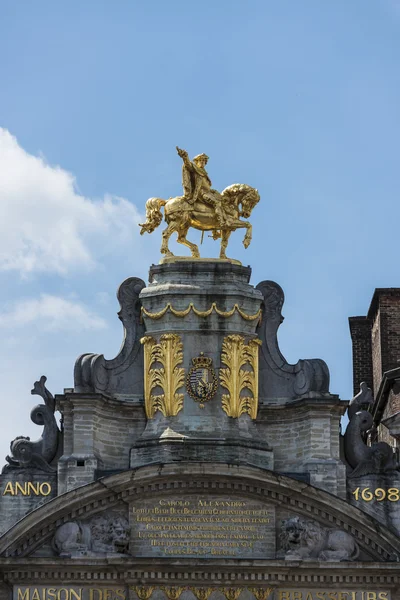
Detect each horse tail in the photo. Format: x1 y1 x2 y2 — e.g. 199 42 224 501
139 198 167 235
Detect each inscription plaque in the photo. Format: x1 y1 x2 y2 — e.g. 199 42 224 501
131 494 275 558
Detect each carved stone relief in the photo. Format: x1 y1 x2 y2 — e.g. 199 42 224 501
52 511 130 557
2 376 60 473
344 383 398 478
277 516 359 561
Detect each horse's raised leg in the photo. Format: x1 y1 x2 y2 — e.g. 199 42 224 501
243 222 252 248
219 229 231 259
218 221 252 259
177 226 200 258
161 222 177 257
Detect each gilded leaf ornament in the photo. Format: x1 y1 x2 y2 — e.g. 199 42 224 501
220 335 261 419
189 589 215 600
140 334 185 418
132 588 154 600
248 589 274 600
161 588 186 600
222 589 243 600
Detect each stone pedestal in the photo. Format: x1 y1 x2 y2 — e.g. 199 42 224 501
131 260 273 469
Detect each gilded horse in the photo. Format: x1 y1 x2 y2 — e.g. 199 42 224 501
139 183 260 260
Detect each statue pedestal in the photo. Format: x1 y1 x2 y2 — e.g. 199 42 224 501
130 260 273 469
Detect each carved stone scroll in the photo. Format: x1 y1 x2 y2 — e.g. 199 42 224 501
74 277 146 396
256 280 330 399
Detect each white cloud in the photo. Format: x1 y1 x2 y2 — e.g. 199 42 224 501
0 128 143 275
0 294 107 332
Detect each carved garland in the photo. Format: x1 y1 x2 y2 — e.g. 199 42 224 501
140 334 185 418
142 302 262 322
220 335 261 419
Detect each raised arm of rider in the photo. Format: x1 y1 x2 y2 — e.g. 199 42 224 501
176 147 192 169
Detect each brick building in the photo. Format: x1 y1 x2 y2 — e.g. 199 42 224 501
349 288 400 447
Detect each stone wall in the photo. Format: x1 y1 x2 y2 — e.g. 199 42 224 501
0 470 57 536
347 474 400 537
57 393 146 493
260 400 346 497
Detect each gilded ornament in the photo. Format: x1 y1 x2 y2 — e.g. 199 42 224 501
139 147 259 261
219 335 262 419
189 589 214 600
222 589 243 600
248 589 274 600
132 588 154 600
161 588 185 600
140 334 185 418
141 302 261 322
186 353 218 408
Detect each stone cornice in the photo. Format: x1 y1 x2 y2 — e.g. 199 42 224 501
0 464 399 562
56 393 146 420
258 396 347 414
1 558 400 587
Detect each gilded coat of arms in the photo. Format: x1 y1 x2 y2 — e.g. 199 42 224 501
186 353 218 408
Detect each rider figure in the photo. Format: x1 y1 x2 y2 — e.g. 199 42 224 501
176 147 224 227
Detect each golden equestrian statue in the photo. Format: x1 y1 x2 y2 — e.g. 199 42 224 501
139 147 260 261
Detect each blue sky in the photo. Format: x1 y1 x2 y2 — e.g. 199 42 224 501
0 1 399 462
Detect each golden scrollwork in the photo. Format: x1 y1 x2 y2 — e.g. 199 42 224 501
222 589 243 600
161 588 186 600
139 147 260 261
189 589 215 600
141 302 262 322
140 334 185 418
132 588 154 600
219 335 262 419
248 589 275 600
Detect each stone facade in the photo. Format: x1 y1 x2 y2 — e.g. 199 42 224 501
1 261 400 600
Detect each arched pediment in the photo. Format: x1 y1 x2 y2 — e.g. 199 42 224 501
0 463 399 562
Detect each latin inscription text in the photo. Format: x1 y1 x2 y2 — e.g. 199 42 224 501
131 497 273 558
